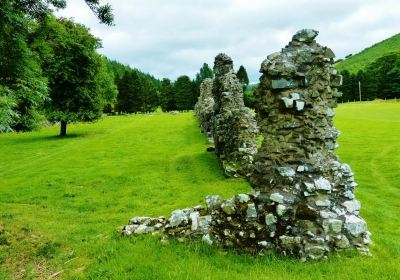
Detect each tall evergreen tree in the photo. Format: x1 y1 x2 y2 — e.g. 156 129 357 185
194 63 214 100
174 76 195 111
236 65 250 87
141 78 159 113
160 78 176 112
117 70 143 114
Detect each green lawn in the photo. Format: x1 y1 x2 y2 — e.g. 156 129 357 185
0 101 399 279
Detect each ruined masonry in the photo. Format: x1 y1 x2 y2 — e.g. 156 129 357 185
211 54 259 177
194 78 214 143
122 29 370 261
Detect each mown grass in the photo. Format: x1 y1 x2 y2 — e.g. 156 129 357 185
0 101 399 279
335 33 400 73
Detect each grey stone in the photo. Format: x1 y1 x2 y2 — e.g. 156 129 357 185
270 192 285 203
315 199 331 207
304 182 315 192
292 29 319 43
322 219 343 234
335 235 350 249
345 215 367 237
320 211 338 219
342 200 361 213
190 211 200 231
202 234 213 245
279 235 301 245
198 215 212 232
277 167 296 177
206 195 222 210
169 209 190 227
314 177 332 191
221 198 236 215
236 193 250 203
276 204 288 216
296 100 305 111
246 203 257 220
135 224 155 234
281 97 294 108
265 214 277 225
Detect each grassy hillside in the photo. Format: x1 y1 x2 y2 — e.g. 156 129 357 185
1 101 400 279
335 33 400 73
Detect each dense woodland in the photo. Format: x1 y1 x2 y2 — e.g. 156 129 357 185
339 53 400 102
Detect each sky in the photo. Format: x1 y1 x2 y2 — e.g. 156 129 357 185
57 0 400 82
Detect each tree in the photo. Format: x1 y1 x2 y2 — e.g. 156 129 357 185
194 63 214 100
0 86 19 132
365 53 400 100
174 76 196 111
0 0 113 133
13 0 113 25
236 65 250 87
33 17 106 136
243 89 256 109
385 66 400 99
117 70 143 114
0 1 48 132
140 78 159 113
96 57 118 113
160 78 176 111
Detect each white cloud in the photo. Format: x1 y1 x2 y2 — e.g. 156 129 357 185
56 0 400 82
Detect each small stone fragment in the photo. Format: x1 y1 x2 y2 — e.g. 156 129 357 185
265 214 277 225
314 177 332 191
246 203 257 220
345 215 367 237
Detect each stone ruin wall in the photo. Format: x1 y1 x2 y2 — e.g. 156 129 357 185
211 54 259 177
194 78 214 143
122 29 370 261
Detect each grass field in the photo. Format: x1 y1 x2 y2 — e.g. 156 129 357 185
0 101 399 279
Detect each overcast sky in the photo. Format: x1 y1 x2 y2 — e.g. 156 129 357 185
57 0 400 82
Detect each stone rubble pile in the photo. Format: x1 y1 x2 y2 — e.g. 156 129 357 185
122 29 370 261
211 54 259 177
194 78 214 143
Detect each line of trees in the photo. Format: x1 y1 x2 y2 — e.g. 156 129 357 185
339 53 400 102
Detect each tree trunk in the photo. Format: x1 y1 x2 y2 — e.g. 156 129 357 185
60 121 67 137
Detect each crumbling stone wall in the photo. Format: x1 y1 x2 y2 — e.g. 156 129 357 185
122 30 370 261
194 78 214 142
211 54 259 177
249 29 370 258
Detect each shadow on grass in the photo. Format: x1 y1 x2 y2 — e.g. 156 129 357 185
6 133 90 145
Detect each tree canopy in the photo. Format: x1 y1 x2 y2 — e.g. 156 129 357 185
33 17 107 136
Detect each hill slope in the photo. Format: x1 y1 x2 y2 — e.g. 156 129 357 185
335 33 400 73
1 102 400 279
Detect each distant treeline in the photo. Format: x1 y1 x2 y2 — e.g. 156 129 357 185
339 53 400 102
